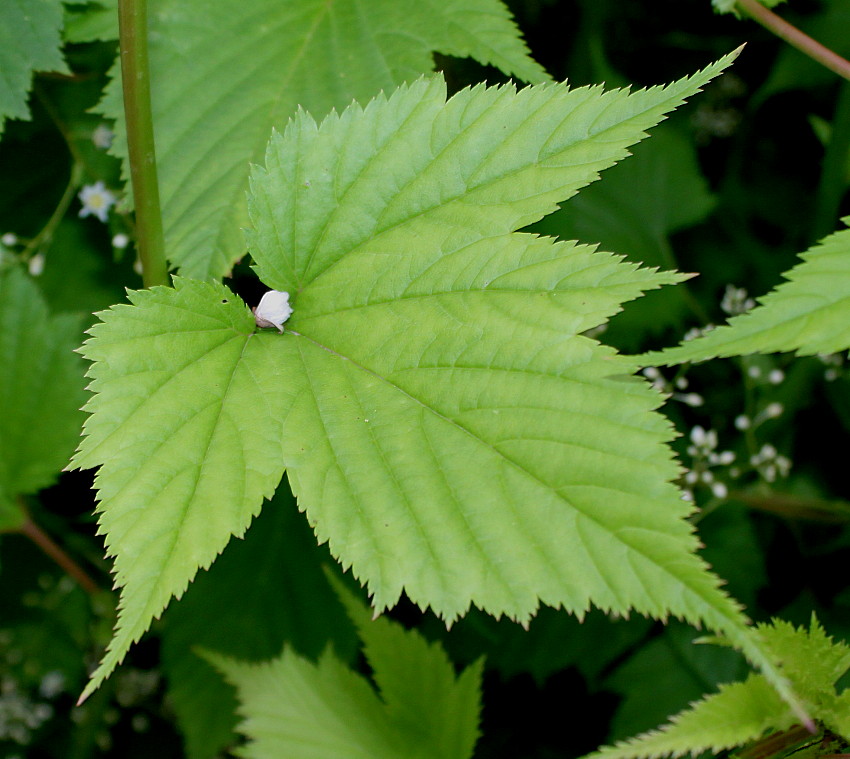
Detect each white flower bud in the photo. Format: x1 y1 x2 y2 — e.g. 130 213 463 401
253 290 293 333
734 415 750 430
710 481 728 499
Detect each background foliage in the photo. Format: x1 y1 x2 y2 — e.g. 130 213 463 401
1 0 849 757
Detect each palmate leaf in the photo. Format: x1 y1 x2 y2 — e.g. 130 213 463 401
588 617 850 759
646 220 850 365
0 267 86 530
96 0 547 280
205 582 483 759
0 0 68 136
74 53 807 719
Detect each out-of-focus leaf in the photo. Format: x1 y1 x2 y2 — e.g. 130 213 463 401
96 0 547 279
530 126 714 350
207 583 483 759
0 267 87 519
0 0 68 136
161 485 358 759
604 621 749 743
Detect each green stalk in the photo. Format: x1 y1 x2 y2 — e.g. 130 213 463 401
736 0 850 83
118 0 168 287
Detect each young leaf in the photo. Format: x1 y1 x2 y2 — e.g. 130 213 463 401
96 0 547 280
0 0 68 136
0 267 86 528
645 220 850 365
588 616 850 759
206 586 483 759
70 278 298 701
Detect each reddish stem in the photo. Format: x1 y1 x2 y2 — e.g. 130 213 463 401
736 0 850 82
19 517 101 596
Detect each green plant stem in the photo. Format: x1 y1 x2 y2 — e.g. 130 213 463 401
736 0 850 83
813 81 850 240
18 513 101 596
21 163 83 260
118 0 168 288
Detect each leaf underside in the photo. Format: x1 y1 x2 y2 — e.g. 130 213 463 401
97 0 547 279
644 219 850 365
75 50 808 721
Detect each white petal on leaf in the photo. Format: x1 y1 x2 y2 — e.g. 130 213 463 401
253 290 292 332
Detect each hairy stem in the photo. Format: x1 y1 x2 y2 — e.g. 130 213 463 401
119 0 168 287
19 513 101 596
736 0 850 83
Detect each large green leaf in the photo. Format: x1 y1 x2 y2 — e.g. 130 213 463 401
645 220 850 365
206 583 483 759
0 0 68 136
0 267 87 529
96 0 547 280
74 56 809 720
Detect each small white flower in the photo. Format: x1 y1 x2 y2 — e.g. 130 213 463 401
764 402 783 419
717 450 736 465
683 324 715 342
1 232 17 247
768 369 785 385
28 253 45 276
678 392 704 408
720 284 755 316
734 414 751 430
92 124 114 149
710 481 728 499
747 365 762 379
78 182 117 223
253 290 293 333
112 233 129 249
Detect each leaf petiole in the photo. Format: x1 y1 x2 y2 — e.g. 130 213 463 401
118 0 168 287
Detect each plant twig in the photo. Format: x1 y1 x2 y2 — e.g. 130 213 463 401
736 0 850 83
21 163 83 260
18 515 101 596
118 0 168 287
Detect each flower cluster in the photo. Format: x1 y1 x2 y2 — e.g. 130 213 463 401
0 678 52 745
681 426 736 501
642 366 704 407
